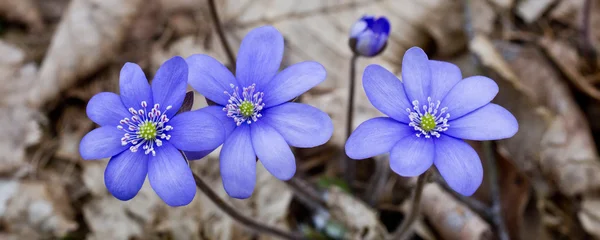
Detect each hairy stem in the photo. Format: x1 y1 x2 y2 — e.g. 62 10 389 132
344 54 359 186
183 152 304 240
484 141 509 240
387 171 429 240
207 0 236 69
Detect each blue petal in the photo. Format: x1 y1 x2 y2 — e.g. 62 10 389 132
183 106 236 160
434 136 483 196
429 60 462 102
86 92 130 127
80 127 128 160
444 104 518 140
372 17 390 35
441 76 498 120
349 19 367 38
345 117 413 159
363 64 412 123
390 136 434 177
148 141 196 206
356 30 377 56
151 56 188 118
220 124 256 199
119 62 153 109
168 110 225 151
261 103 333 148
251 121 295 180
186 54 238 106
402 47 432 104
105 150 148 201
236 26 284 89
262 61 326 107
184 150 214 161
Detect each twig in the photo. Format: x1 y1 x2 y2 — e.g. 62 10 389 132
483 141 509 240
344 54 359 187
207 0 236 69
183 152 304 240
436 175 493 222
387 171 429 240
579 0 597 71
286 177 329 211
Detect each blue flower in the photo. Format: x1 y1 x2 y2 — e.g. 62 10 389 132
186 26 333 199
349 16 390 57
79 57 225 206
345 47 518 196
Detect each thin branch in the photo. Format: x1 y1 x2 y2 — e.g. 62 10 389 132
364 156 391 206
579 0 597 70
436 176 493 222
387 171 429 240
183 152 304 240
286 177 329 211
207 0 236 69
344 54 359 186
484 141 509 240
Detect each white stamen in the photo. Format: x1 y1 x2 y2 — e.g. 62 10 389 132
117 101 174 155
406 97 450 138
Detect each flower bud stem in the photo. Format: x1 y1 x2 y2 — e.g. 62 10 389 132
208 0 236 69
344 54 359 187
387 170 429 240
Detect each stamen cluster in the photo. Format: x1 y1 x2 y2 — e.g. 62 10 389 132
406 97 450 138
117 101 173 156
223 84 265 126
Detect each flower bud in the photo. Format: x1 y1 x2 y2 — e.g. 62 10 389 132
348 16 390 57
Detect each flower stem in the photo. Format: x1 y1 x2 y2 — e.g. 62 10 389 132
191 172 305 240
483 141 509 240
344 54 359 186
182 151 304 240
207 0 236 69
387 171 429 240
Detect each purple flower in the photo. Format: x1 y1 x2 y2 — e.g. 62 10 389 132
79 57 225 206
349 16 390 57
186 26 333 199
345 47 518 196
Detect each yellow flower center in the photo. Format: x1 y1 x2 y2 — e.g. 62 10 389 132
239 101 254 118
138 121 157 140
420 113 436 132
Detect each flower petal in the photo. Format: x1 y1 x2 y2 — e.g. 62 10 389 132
236 26 284 88
389 136 434 177
79 127 128 160
151 56 188 118
345 117 414 159
148 141 196 206
119 62 153 109
363 64 412 123
168 110 225 151
105 150 148 201
261 103 333 148
184 149 214 161
434 136 483 196
429 60 462 101
444 104 518 140
401 47 432 104
186 54 238 106
220 124 256 199
262 61 326 107
183 106 235 160
251 121 295 180
86 92 130 127
441 76 498 120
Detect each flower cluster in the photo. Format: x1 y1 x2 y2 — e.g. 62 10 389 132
80 18 518 207
345 47 518 196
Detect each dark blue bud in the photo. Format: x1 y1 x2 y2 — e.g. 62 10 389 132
348 16 390 57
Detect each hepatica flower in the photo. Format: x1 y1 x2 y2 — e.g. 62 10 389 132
186 26 333 199
349 16 390 57
345 47 518 196
79 57 224 206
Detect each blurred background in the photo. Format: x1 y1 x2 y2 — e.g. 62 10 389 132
0 0 599 239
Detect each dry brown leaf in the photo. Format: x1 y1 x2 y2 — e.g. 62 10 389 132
516 0 556 24
468 34 600 238
325 187 387 240
421 184 492 240
27 0 144 108
0 0 44 31
0 179 77 238
0 107 41 175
